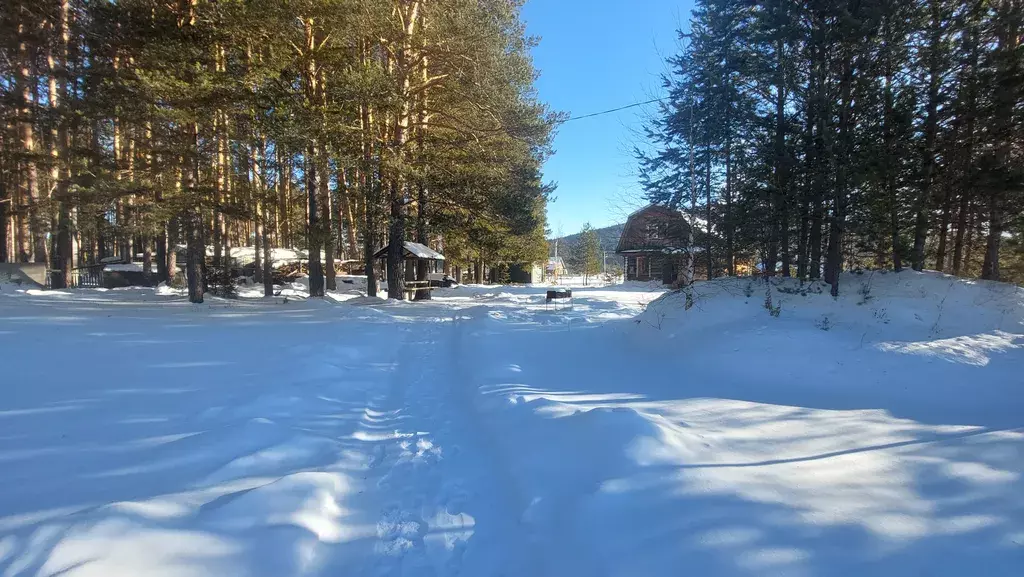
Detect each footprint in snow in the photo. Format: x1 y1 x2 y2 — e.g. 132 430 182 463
375 506 435 576
369 443 387 469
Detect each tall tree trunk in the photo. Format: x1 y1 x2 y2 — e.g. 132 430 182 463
184 125 204 304
258 139 273 298
278 149 290 248
934 116 960 272
414 55 431 300
262 208 273 297
211 112 222 270
0 163 8 263
142 239 152 285
774 27 791 277
826 49 854 296
339 166 359 259
387 177 406 299
363 165 378 297
724 125 734 276
17 8 41 264
685 103 696 285
300 18 325 297
934 176 953 272
306 143 324 297
113 93 128 263
141 121 154 284
808 19 825 280
704 142 714 278
964 206 979 275
981 2 1020 281
331 166 345 260
952 191 971 276
953 6 981 277
912 0 944 271
414 182 430 299
321 147 336 291
1 122 9 262
252 139 265 285
156 227 168 283
360 63 378 298
89 122 103 262
883 31 901 273
254 218 263 283
51 0 73 287
386 1 421 300
797 103 813 279
167 217 178 283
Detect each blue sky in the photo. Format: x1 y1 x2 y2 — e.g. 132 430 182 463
522 0 695 236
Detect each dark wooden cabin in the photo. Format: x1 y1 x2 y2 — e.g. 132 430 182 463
615 205 692 284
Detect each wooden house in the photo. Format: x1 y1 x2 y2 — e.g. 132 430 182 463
545 257 567 280
615 204 694 284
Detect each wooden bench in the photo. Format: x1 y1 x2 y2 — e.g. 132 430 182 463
403 280 435 301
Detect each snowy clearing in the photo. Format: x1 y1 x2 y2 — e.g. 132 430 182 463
0 272 1021 577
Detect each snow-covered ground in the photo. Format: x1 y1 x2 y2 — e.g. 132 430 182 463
0 272 1021 576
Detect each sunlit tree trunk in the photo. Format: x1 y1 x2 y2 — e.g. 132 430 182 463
16 7 39 263
50 0 73 287
386 0 422 300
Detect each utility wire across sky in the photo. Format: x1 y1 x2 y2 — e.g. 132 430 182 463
557 96 669 124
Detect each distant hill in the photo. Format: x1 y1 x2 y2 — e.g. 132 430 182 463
548 223 625 257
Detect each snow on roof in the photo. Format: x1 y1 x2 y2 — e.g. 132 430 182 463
104 263 159 273
373 241 445 260
617 247 704 255
404 242 445 260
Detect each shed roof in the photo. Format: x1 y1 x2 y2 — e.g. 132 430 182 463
373 241 445 261
618 246 703 255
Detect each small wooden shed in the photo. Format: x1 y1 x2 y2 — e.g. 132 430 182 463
509 262 543 284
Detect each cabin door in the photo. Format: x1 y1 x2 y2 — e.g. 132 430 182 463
662 256 675 285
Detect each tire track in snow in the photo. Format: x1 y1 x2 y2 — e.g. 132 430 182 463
347 311 544 577
442 309 545 576
449 308 610 577
340 322 458 577
368 324 438 576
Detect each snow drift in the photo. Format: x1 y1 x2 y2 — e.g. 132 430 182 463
0 272 1020 577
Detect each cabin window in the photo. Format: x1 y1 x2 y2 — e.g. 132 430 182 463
644 222 661 241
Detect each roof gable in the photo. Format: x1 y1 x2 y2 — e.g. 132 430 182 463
615 205 691 253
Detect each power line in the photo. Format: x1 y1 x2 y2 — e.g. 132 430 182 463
439 96 669 149
558 96 668 124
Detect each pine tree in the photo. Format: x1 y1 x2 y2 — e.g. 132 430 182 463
571 223 602 285
640 0 1024 290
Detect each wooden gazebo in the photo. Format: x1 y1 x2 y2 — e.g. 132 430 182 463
373 241 446 298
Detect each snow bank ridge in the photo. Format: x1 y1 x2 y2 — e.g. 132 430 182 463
638 270 1024 342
